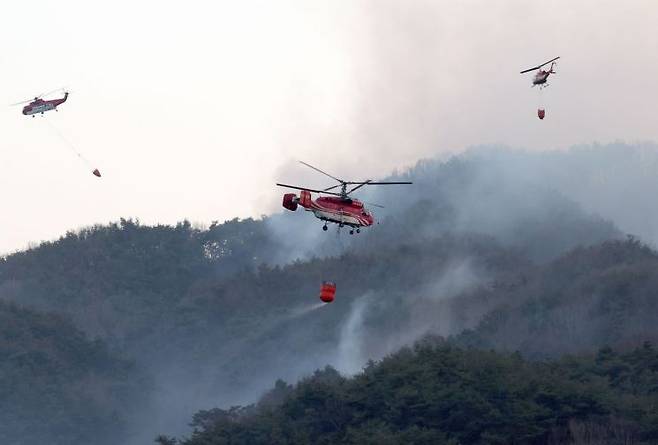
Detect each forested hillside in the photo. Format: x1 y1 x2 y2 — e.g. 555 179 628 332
0 301 148 445
2 144 658 443
160 340 658 445
457 238 658 357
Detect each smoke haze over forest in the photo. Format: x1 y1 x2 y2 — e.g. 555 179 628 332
3 143 658 443
3 1 658 444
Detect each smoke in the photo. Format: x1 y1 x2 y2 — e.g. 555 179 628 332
124 298 332 443
263 212 349 265
13 143 647 444
263 142 658 269
116 138 658 443
421 259 480 302
422 143 658 248
333 259 482 376
263 0 658 194
259 140 658 273
334 294 372 375
518 143 658 246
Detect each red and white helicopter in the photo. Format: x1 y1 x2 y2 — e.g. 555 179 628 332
520 56 560 88
12 89 69 116
277 161 412 234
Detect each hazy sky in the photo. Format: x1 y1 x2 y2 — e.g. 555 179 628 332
1 0 657 253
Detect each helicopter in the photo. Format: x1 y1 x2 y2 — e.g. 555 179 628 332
11 89 69 116
277 161 412 234
520 56 560 88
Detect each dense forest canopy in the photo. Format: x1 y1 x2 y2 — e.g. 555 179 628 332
161 340 658 445
0 301 148 445
1 144 658 444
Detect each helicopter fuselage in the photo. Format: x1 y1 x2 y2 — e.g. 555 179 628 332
533 70 551 85
22 93 68 116
283 190 374 229
310 195 374 228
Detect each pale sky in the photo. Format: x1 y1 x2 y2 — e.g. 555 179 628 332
1 0 657 254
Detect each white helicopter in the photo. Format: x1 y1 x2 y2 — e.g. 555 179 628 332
520 56 560 89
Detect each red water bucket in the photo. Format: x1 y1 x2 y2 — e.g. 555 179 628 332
319 281 336 303
537 108 545 120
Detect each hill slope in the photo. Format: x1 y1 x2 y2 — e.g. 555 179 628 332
457 238 658 357
162 340 658 445
3 144 658 442
0 301 149 445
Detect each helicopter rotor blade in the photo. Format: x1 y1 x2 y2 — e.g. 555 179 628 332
346 180 372 195
10 87 68 106
520 56 560 74
37 87 66 99
299 161 343 184
9 99 32 106
520 66 540 74
323 184 342 192
276 183 342 196
344 180 412 194
345 181 413 185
